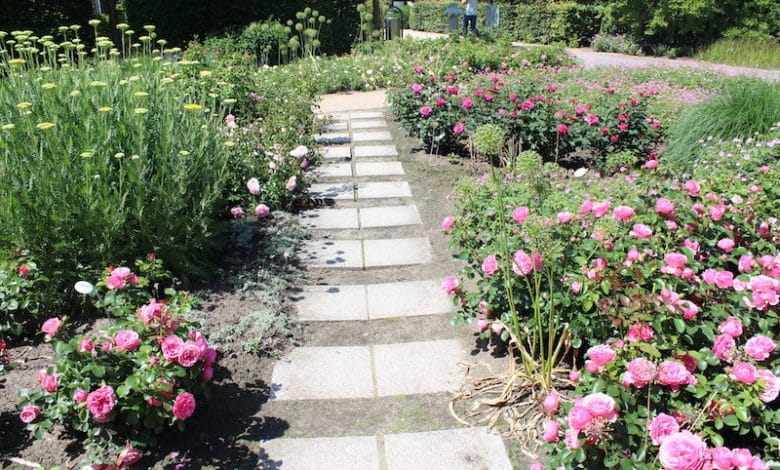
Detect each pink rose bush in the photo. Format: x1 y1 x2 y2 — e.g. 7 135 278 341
19 257 215 459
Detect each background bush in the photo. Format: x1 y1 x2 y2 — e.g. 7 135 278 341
505 1 600 47
0 0 94 38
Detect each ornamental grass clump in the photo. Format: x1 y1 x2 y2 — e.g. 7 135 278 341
0 23 231 302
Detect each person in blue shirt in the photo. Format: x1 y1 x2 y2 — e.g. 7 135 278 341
462 0 480 36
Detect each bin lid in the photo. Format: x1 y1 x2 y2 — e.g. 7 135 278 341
444 6 464 14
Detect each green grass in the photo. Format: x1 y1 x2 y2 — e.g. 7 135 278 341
694 39 780 69
662 77 780 170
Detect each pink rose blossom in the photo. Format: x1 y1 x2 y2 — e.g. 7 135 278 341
684 180 701 196
731 449 753 468
440 215 455 232
255 204 271 218
745 335 776 361
644 159 658 169
461 98 473 109
629 223 653 239
713 334 737 362
117 445 143 466
718 317 743 338
161 335 184 361
441 276 459 295
74 389 88 403
569 369 580 382
41 317 61 339
709 205 726 221
419 106 433 118
567 405 593 431
19 405 41 423
757 369 780 403
664 252 688 269
289 145 308 158
656 198 676 216
658 431 707 470
482 255 498 276
285 176 297 191
512 206 530 223
647 413 680 445
717 238 735 252
78 337 94 353
172 392 196 420
729 361 757 384
543 420 560 442
87 385 116 422
657 360 696 391
38 370 58 393
613 205 635 221
581 393 618 421
543 391 560 413
579 200 593 214
177 341 202 367
410 83 423 94
557 123 568 134
557 212 573 223
230 207 245 219
592 201 610 218
512 250 534 276
453 123 464 135
476 317 488 331
622 358 656 388
565 429 581 449
586 344 616 368
246 177 260 195
738 254 754 272
114 330 141 352
710 447 733 470
585 114 599 126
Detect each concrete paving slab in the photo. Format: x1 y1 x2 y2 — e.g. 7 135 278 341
351 130 393 142
314 133 351 145
356 181 412 199
270 346 374 400
351 120 388 130
318 91 387 114
293 285 368 321
373 340 463 396
313 163 352 178
298 240 363 268
322 147 351 160
322 122 348 132
354 162 405 177
384 427 512 470
353 145 398 158
318 113 349 121
366 279 454 319
299 208 359 230
309 182 354 200
349 111 384 119
259 436 380 470
363 237 432 267
360 205 422 228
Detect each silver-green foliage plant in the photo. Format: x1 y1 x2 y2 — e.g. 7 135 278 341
0 23 231 290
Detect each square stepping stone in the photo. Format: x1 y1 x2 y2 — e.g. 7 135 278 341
354 162 405 177
360 205 422 228
314 133 351 145
366 280 454 319
309 182 354 200
298 240 363 268
259 436 380 470
356 182 412 199
351 120 388 130
363 237 432 267
299 208 359 230
373 340 463 396
349 111 384 119
313 163 352 178
322 122 348 132
322 146 351 160
351 130 393 142
384 427 512 470
319 113 349 121
270 346 373 400
293 285 368 321
353 145 398 158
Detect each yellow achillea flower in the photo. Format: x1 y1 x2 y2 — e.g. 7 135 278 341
16 102 32 109
8 58 26 65
80 151 93 158
2 124 15 130
134 108 148 114
36 122 55 130
41 83 56 89
183 103 202 111
90 81 108 88
70 90 81 97
98 106 112 112
133 91 149 97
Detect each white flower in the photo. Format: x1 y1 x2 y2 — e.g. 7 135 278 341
74 281 95 295
573 168 588 178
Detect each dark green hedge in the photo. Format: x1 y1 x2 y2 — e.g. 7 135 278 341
507 2 601 47
124 0 361 54
410 1 503 33
0 0 94 36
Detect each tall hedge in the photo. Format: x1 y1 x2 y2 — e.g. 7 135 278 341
409 1 507 33
124 0 361 54
0 0 94 36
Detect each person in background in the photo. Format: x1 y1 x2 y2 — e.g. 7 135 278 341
462 0 480 36
485 0 499 30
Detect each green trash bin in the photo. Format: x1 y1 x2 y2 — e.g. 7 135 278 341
384 7 404 40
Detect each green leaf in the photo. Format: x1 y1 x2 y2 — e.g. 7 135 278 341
673 318 686 333
636 342 661 358
723 414 739 427
116 384 130 398
735 407 750 423
126 411 139 425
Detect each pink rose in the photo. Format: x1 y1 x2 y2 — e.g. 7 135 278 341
87 385 116 422
647 413 680 445
580 200 593 214
585 114 599 126
177 341 202 367
255 204 271 218
622 358 656 388
710 447 733 470
717 317 743 338
19 405 41 423
656 198 675 216
557 212 573 223
482 255 498 276
564 429 581 449
684 180 700 196
453 123 464 135
512 206 530 223
246 177 260 195
757 369 780 403
476 317 488 331
581 393 618 421
512 250 534 277
713 334 736 362
117 445 143 466
285 176 297 191
410 83 423 94
709 205 726 221
717 238 735 252
202 365 215 382
289 145 308 158
543 419 559 442
657 360 696 391
78 337 94 353
543 391 560 413
738 254 754 273
114 330 141 352
38 370 58 393
557 123 568 134
440 216 455 232
419 106 433 118
713 271 734 289
567 405 593 431
731 449 752 468
592 201 610 218
586 344 616 368
569 369 580 382
664 252 687 269
74 389 88 403
161 335 184 361
729 361 757 384
172 392 196 420
629 223 653 239
441 276 459 296
613 205 635 221
230 207 245 219
461 98 473 109
658 431 707 470
41 317 61 339
745 335 776 361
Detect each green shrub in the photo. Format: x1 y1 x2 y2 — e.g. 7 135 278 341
0 0 94 40
506 2 600 47
410 0 505 33
238 19 291 65
590 33 642 55
0 251 46 340
662 78 780 170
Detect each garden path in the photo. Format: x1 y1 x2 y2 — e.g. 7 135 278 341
402 29 780 81
256 92 515 469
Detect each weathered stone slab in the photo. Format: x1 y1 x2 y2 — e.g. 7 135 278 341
313 163 352 178
309 183 354 200
293 285 368 321
359 205 422 228
356 182 412 199
259 436 380 470
373 340 463 396
366 280 453 319
354 162 404 177
351 131 393 142
350 120 388 130
363 238 432 267
384 427 512 470
353 145 398 158
322 147 351 160
299 209 359 230
298 240 363 268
